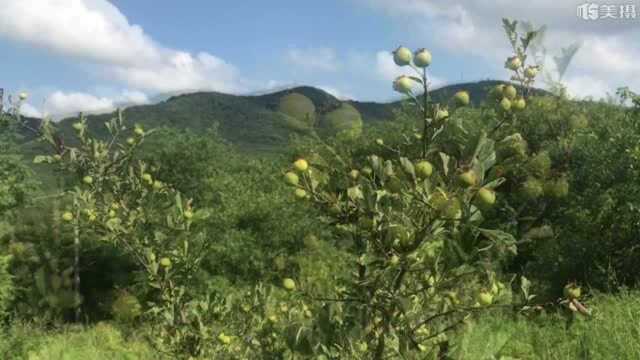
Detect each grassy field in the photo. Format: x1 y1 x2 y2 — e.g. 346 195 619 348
0 291 636 359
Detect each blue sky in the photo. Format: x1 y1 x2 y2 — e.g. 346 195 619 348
1 0 638 118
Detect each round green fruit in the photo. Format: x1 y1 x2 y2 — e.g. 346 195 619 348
72 122 83 131
413 48 432 67
415 161 433 178
142 173 152 183
134 126 144 136
82 176 93 185
459 170 478 187
184 210 194 219
521 178 544 200
349 169 360 180
477 187 496 206
362 166 373 176
283 278 296 291
19 92 28 101
294 188 307 199
284 172 299 186
454 91 470 106
393 75 414 94
506 56 522 70
293 159 309 172
126 137 135 145
503 85 517 100
62 212 74 222
375 138 384 146
563 283 581 299
500 97 512 112
389 255 400 266
393 46 413 66
159 258 172 267
524 67 538 78
477 291 494 306
152 180 163 190
513 98 526 111
218 333 231 345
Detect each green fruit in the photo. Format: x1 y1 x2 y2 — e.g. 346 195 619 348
524 67 538 78
72 122 83 131
528 152 551 177
569 114 589 129
184 210 194 219
454 91 470 106
500 97 512 111
563 284 581 299
503 85 517 100
19 92 28 101
389 255 400 266
349 169 360 180
415 161 433 178
53 154 62 161
142 173 152 183
134 126 144 136
393 46 413 66
442 198 462 220
459 170 478 187
293 159 309 172
386 177 403 193
545 178 569 198
159 258 171 267
283 278 296 291
506 56 522 70
513 98 526 111
284 172 299 186
429 190 449 211
126 137 135 145
108 210 116 218
294 188 307 199
62 212 74 222
477 291 494 306
393 75 414 94
218 332 231 345
82 176 93 185
521 178 544 199
362 166 373 176
413 48 432 67
152 180 163 190
477 187 496 206
375 138 384 146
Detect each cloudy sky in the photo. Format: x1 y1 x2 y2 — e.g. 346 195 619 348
1 0 638 118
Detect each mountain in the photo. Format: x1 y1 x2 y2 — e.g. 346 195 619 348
15 80 552 154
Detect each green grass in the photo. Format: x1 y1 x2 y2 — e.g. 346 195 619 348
454 290 640 359
0 322 154 360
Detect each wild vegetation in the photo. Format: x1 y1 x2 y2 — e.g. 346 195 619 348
0 18 639 359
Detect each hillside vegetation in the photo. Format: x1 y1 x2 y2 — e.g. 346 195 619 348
0 18 639 359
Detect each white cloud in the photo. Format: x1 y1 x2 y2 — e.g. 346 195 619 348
286 47 341 72
19 103 43 118
119 90 149 105
0 0 245 94
317 86 356 101
357 0 640 100
43 91 115 116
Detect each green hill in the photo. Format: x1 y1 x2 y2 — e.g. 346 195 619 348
14 80 551 157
